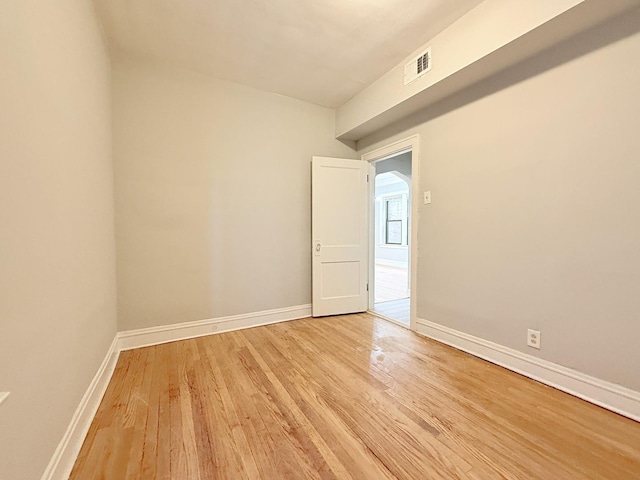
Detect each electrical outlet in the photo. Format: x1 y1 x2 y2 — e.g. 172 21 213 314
423 191 432 204
527 329 541 349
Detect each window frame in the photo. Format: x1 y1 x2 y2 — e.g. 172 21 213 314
380 193 408 247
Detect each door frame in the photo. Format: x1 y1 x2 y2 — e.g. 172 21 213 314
362 135 420 331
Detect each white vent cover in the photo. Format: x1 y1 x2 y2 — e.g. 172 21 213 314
404 47 432 85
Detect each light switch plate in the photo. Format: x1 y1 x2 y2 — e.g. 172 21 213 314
423 191 432 204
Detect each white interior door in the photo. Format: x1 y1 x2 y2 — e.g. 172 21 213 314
312 156 369 317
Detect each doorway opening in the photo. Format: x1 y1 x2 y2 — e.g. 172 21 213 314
362 135 419 330
371 151 411 326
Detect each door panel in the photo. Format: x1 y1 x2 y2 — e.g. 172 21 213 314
312 157 369 317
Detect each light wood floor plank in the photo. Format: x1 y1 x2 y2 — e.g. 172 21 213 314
247 325 396 480
197 336 260 480
70 314 640 479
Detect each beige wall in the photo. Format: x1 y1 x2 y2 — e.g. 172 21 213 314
359 13 640 391
113 57 356 331
0 1 117 479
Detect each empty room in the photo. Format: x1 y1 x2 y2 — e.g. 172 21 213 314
2 0 640 479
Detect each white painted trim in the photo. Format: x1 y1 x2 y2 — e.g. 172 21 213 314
41 335 120 480
374 259 408 268
363 134 420 332
117 304 312 351
40 306 640 480
378 192 409 247
41 304 313 479
0 392 9 406
416 317 640 422
368 162 376 308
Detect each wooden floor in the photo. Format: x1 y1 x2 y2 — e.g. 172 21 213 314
375 263 409 303
372 298 410 326
71 314 640 480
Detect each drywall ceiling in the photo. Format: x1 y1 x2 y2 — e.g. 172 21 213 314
94 0 484 108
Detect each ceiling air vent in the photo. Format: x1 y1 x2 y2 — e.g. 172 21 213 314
404 47 432 85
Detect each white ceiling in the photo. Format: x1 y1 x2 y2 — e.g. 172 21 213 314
95 0 484 108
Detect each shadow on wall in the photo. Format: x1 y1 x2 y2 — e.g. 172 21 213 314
358 9 640 150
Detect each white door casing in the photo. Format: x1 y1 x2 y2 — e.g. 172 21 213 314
362 135 420 331
312 157 369 317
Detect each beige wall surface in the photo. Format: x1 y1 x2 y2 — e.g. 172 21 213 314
113 57 356 331
359 13 640 391
0 1 117 479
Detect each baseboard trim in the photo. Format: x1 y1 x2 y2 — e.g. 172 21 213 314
41 335 120 480
117 304 312 351
375 259 408 269
41 304 312 479
416 317 640 422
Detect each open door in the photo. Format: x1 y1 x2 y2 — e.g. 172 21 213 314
312 156 370 317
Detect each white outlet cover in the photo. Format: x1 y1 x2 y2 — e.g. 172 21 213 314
0 392 10 406
527 329 541 349
423 191 432 204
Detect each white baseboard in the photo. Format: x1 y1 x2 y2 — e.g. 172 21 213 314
48 308 638 479
117 304 312 351
416 317 640 423
41 304 312 479
41 335 120 480
375 259 408 268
